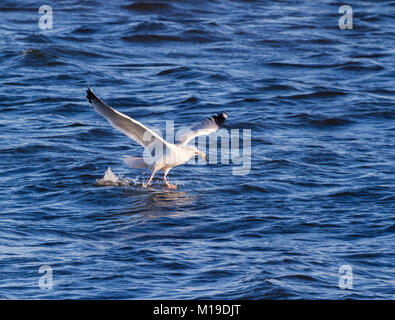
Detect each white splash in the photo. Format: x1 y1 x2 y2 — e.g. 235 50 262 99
95 167 132 186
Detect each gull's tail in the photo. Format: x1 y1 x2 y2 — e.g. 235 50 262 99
124 156 149 169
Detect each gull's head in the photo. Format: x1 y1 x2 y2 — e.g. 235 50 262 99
187 146 207 161
197 150 207 161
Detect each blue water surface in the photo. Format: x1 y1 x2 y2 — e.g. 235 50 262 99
0 0 394 299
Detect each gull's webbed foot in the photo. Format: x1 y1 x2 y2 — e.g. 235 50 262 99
165 183 178 189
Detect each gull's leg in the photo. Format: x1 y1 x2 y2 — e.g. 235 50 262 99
163 168 177 189
143 170 156 188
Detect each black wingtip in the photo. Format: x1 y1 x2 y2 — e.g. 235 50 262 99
213 111 228 127
86 86 96 103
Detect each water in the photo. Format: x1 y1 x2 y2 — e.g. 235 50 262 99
0 0 394 299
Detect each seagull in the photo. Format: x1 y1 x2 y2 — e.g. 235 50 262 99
86 87 228 189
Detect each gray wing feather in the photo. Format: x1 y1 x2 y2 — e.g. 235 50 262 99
178 112 228 145
86 87 170 149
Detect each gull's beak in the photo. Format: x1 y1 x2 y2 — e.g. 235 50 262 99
200 152 207 161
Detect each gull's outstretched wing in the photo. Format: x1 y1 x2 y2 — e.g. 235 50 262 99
86 87 171 149
177 112 228 145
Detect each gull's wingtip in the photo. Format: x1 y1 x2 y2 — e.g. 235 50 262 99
212 111 228 127
86 86 96 103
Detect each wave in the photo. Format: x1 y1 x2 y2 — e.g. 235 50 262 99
308 117 354 127
286 113 354 128
123 2 173 12
122 34 184 43
19 47 67 67
156 66 191 76
278 90 347 100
